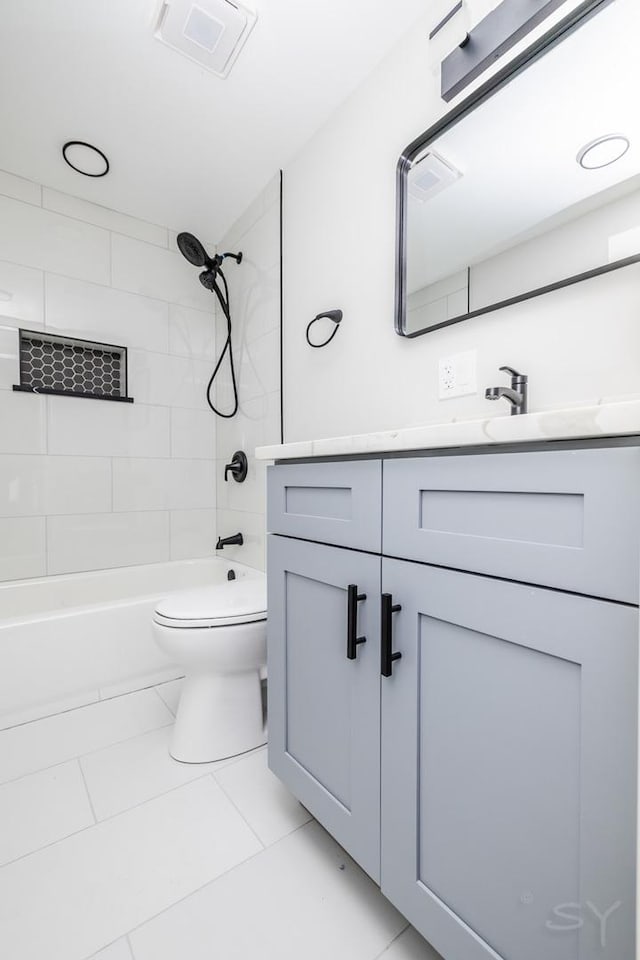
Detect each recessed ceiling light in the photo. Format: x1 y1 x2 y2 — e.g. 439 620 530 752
62 141 110 178
577 134 630 170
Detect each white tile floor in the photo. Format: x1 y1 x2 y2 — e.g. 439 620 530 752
0 681 442 960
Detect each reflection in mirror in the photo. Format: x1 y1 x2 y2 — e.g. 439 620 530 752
397 0 640 337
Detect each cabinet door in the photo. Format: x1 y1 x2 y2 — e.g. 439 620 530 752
268 534 381 881
381 558 637 960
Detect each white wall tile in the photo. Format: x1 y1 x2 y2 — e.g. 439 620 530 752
0 325 19 388
215 457 266 516
0 196 110 285
111 234 212 310
47 511 170 574
214 180 281 574
0 260 44 328
170 509 217 560
0 169 41 207
112 459 214 512
0 689 172 787
45 275 169 353
168 304 215 359
0 761 94 866
47 396 169 458
168 460 215 510
0 455 111 517
43 189 168 248
216 390 280 457
0 778 261 960
0 517 46 580
111 458 172 512
128 350 212 409
215 509 265 571
170 407 215 459
0 391 47 454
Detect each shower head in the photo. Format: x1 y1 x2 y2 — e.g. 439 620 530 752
177 232 243 297
176 232 212 268
199 269 218 291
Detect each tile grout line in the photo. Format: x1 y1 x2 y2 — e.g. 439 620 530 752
208 770 267 852
371 923 412 960
152 684 177 717
0 755 217 869
0 752 269 874
125 931 136 959
0 718 175 789
77 757 98 825
123 818 315 949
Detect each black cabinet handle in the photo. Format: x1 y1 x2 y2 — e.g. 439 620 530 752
381 592 402 677
347 584 367 660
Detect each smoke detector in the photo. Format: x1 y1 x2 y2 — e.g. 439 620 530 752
155 0 257 78
409 150 462 203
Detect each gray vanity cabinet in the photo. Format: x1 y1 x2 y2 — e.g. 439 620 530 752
380 557 638 960
267 533 382 881
267 446 639 960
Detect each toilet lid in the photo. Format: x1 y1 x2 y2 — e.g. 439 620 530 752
154 578 267 628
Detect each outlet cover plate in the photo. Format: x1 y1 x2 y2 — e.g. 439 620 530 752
438 349 477 399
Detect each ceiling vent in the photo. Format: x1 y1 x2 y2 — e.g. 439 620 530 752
408 151 462 203
155 0 257 78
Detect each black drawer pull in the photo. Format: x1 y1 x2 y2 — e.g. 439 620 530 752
347 584 367 660
381 592 402 677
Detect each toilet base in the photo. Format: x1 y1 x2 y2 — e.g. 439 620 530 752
170 669 266 763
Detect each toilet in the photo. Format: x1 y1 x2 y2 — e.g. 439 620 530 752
152 575 267 763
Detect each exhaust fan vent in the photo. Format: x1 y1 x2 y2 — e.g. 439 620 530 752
408 151 462 203
155 0 257 78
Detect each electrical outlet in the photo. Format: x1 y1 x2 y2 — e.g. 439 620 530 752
438 350 477 399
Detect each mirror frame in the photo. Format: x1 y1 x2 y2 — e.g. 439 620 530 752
394 0 638 338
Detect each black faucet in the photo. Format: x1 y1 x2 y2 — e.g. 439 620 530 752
485 366 528 416
216 532 244 550
224 451 248 483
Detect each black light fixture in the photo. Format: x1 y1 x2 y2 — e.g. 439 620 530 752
62 141 110 178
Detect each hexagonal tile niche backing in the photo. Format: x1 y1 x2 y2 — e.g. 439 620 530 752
19 331 126 399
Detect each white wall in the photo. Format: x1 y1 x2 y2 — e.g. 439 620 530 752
214 175 282 571
0 169 217 580
282 1 640 442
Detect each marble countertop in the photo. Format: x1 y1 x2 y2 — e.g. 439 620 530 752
255 397 640 460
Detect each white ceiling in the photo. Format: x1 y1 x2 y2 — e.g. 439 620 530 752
0 0 427 241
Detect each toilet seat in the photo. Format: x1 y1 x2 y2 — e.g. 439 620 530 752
154 579 267 630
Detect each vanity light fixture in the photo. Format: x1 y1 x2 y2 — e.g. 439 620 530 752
62 141 110 178
577 134 630 170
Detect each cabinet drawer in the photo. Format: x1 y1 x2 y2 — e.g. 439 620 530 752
383 447 640 603
267 459 382 552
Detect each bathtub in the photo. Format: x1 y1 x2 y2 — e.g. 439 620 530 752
0 557 264 730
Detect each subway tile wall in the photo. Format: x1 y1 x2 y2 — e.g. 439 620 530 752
214 174 282 571
0 168 218 580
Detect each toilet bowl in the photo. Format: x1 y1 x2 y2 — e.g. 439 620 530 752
152 576 267 763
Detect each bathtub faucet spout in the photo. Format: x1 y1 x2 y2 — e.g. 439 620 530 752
216 533 244 550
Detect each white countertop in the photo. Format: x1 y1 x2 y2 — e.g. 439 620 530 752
255 398 640 460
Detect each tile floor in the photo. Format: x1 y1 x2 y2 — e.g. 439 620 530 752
0 679 441 960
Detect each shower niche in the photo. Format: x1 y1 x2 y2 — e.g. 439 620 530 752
12 329 133 402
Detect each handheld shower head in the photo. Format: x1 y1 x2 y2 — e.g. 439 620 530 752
176 230 243 419
199 269 218 291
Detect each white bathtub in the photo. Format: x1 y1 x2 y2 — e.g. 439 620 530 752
0 557 263 730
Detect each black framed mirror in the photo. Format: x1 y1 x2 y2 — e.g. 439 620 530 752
396 0 640 338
